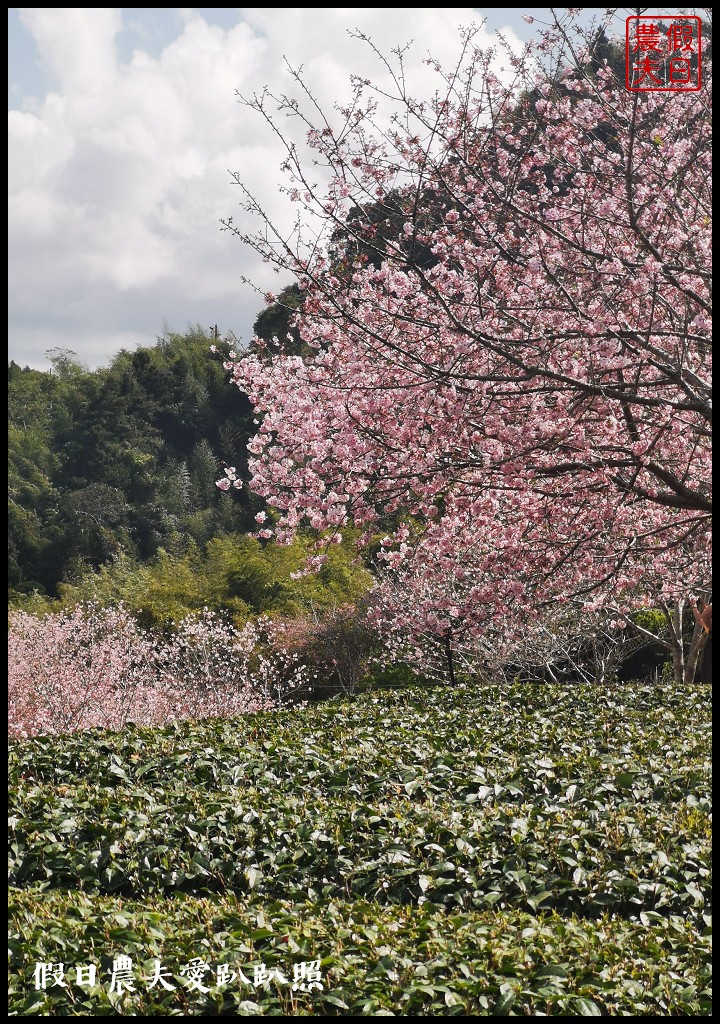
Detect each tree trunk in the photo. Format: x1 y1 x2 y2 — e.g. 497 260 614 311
686 625 711 685
662 601 686 688
444 631 456 687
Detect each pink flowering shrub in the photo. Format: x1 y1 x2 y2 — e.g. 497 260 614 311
8 604 313 739
9 604 152 739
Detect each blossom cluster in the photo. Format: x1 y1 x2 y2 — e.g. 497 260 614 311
8 605 314 739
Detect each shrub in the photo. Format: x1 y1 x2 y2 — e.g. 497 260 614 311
7 605 318 738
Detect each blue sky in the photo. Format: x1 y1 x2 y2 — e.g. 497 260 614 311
6 8 641 369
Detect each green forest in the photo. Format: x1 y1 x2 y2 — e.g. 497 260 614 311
9 327 257 601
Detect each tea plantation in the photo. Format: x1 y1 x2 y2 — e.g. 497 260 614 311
8 682 712 1015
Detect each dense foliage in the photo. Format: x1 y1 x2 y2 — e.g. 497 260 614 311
21 531 371 630
8 328 258 599
9 682 711 1015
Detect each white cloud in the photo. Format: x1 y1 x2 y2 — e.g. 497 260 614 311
8 7 523 368
19 8 123 95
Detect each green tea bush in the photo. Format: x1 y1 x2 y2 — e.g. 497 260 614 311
9 681 711 1015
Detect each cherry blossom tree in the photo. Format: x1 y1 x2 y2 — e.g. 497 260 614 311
7 605 315 739
221 12 711 650
369 544 700 689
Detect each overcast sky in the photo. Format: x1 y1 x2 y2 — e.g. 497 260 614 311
8 8 622 370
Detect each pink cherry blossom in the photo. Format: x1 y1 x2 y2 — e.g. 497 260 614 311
8 605 315 739
218 19 711 645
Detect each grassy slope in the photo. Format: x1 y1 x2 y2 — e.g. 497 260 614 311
8 682 712 1016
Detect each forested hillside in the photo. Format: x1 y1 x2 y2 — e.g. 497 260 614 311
9 328 258 599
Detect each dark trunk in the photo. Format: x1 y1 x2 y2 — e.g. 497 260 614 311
697 633 712 684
